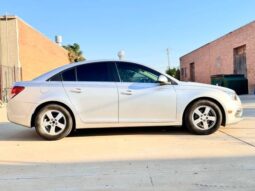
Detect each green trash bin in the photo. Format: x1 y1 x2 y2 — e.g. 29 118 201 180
211 74 248 95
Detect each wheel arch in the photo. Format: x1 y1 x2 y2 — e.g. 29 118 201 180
182 97 226 126
31 101 76 130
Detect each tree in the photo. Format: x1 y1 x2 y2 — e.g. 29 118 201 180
166 67 180 80
63 43 85 62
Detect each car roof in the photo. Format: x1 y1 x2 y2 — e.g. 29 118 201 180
32 60 179 83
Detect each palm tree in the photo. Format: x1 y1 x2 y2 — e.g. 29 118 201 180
63 43 85 62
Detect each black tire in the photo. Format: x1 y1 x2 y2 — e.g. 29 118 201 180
35 104 73 140
184 100 222 135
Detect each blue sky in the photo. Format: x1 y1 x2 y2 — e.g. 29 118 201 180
1 0 255 72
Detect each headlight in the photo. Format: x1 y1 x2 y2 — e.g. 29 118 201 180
225 91 238 101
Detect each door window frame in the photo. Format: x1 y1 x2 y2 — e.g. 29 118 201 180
48 62 119 82
114 62 162 83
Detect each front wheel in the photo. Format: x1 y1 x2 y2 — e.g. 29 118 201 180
35 104 73 140
184 100 222 135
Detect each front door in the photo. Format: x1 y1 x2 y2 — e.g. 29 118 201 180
115 62 177 123
62 62 118 123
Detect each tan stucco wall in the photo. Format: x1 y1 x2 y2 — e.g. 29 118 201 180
0 16 21 97
17 19 69 81
0 17 19 68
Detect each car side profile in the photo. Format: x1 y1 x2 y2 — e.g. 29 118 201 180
7 60 243 140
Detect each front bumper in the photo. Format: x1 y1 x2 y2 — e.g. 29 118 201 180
224 98 243 125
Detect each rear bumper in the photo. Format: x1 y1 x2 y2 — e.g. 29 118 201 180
7 100 37 127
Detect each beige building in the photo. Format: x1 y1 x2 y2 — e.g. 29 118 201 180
0 15 69 100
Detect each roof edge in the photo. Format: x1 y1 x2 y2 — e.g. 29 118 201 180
180 20 255 59
0 15 68 52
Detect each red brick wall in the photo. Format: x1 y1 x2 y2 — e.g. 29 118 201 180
180 21 255 94
18 19 69 81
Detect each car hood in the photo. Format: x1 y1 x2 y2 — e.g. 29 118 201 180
178 81 235 94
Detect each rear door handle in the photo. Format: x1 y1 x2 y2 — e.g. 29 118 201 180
70 88 82 93
121 89 132 95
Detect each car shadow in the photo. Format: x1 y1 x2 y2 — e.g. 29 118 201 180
0 122 189 141
69 126 188 138
0 122 42 141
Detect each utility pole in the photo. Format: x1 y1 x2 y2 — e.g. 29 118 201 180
166 48 170 69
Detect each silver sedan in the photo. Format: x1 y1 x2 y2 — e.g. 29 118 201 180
7 60 242 140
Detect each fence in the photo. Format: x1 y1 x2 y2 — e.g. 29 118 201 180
2 87 11 101
0 88 11 107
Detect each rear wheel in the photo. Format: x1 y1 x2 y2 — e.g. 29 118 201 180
35 104 73 140
184 100 222 135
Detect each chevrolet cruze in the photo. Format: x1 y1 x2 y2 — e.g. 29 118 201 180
7 60 242 140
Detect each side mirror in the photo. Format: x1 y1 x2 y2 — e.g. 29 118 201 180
157 75 169 84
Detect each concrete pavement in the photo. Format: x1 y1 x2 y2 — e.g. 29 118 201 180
0 95 255 190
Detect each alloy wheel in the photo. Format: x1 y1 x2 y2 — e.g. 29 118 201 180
40 110 66 136
191 105 217 130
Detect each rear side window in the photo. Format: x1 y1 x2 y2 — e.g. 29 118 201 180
76 62 115 82
48 62 118 82
62 68 76 81
49 73 62 81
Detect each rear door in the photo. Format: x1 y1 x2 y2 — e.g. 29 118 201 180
62 62 119 123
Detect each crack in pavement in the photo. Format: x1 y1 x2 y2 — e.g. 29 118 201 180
146 164 155 191
193 183 254 189
219 130 255 148
149 176 154 189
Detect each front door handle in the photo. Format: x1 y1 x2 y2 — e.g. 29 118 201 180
121 90 132 95
70 88 82 93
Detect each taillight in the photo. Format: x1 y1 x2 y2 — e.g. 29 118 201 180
11 86 25 98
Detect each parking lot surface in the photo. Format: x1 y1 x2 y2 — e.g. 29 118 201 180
0 95 255 191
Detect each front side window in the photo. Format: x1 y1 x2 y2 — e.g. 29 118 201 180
77 62 115 82
116 62 160 83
